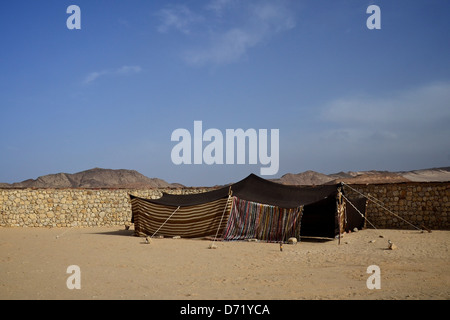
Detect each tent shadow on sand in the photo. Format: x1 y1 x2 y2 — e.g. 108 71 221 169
91 229 135 237
299 237 334 243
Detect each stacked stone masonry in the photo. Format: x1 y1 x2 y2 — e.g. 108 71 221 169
0 188 210 228
343 182 449 230
0 182 449 230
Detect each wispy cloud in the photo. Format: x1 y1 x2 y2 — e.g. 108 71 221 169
83 65 142 84
205 0 236 16
183 28 260 65
83 71 105 84
156 0 296 66
115 65 142 75
156 4 203 35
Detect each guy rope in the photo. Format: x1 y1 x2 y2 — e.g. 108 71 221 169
150 205 180 239
341 182 423 232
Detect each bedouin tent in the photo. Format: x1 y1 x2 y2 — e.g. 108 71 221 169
129 174 367 242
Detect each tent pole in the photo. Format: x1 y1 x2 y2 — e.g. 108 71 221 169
337 187 343 245
210 187 233 248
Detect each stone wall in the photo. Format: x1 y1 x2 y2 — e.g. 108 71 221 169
0 188 211 228
342 182 449 230
0 182 449 230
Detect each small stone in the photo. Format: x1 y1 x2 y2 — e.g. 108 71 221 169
388 240 397 250
353 227 358 232
287 237 298 244
208 244 217 249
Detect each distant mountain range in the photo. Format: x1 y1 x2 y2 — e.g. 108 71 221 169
0 167 449 189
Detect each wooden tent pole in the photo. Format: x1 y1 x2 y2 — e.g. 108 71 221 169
337 187 342 245
209 187 233 249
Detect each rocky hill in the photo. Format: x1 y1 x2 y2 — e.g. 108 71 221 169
273 167 450 185
271 170 334 185
1 168 180 189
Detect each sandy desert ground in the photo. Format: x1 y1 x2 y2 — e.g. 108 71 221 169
0 226 449 301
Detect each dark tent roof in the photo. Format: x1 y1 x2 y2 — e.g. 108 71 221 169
230 174 339 208
130 174 340 209
134 185 228 207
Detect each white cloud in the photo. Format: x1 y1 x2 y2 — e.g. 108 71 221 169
83 65 142 84
184 27 260 65
205 0 236 16
116 65 142 75
156 1 296 66
156 4 203 35
83 71 106 84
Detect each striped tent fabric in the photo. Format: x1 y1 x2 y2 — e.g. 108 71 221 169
222 197 303 242
131 196 232 238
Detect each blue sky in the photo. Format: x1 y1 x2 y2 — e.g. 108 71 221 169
1 0 449 186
